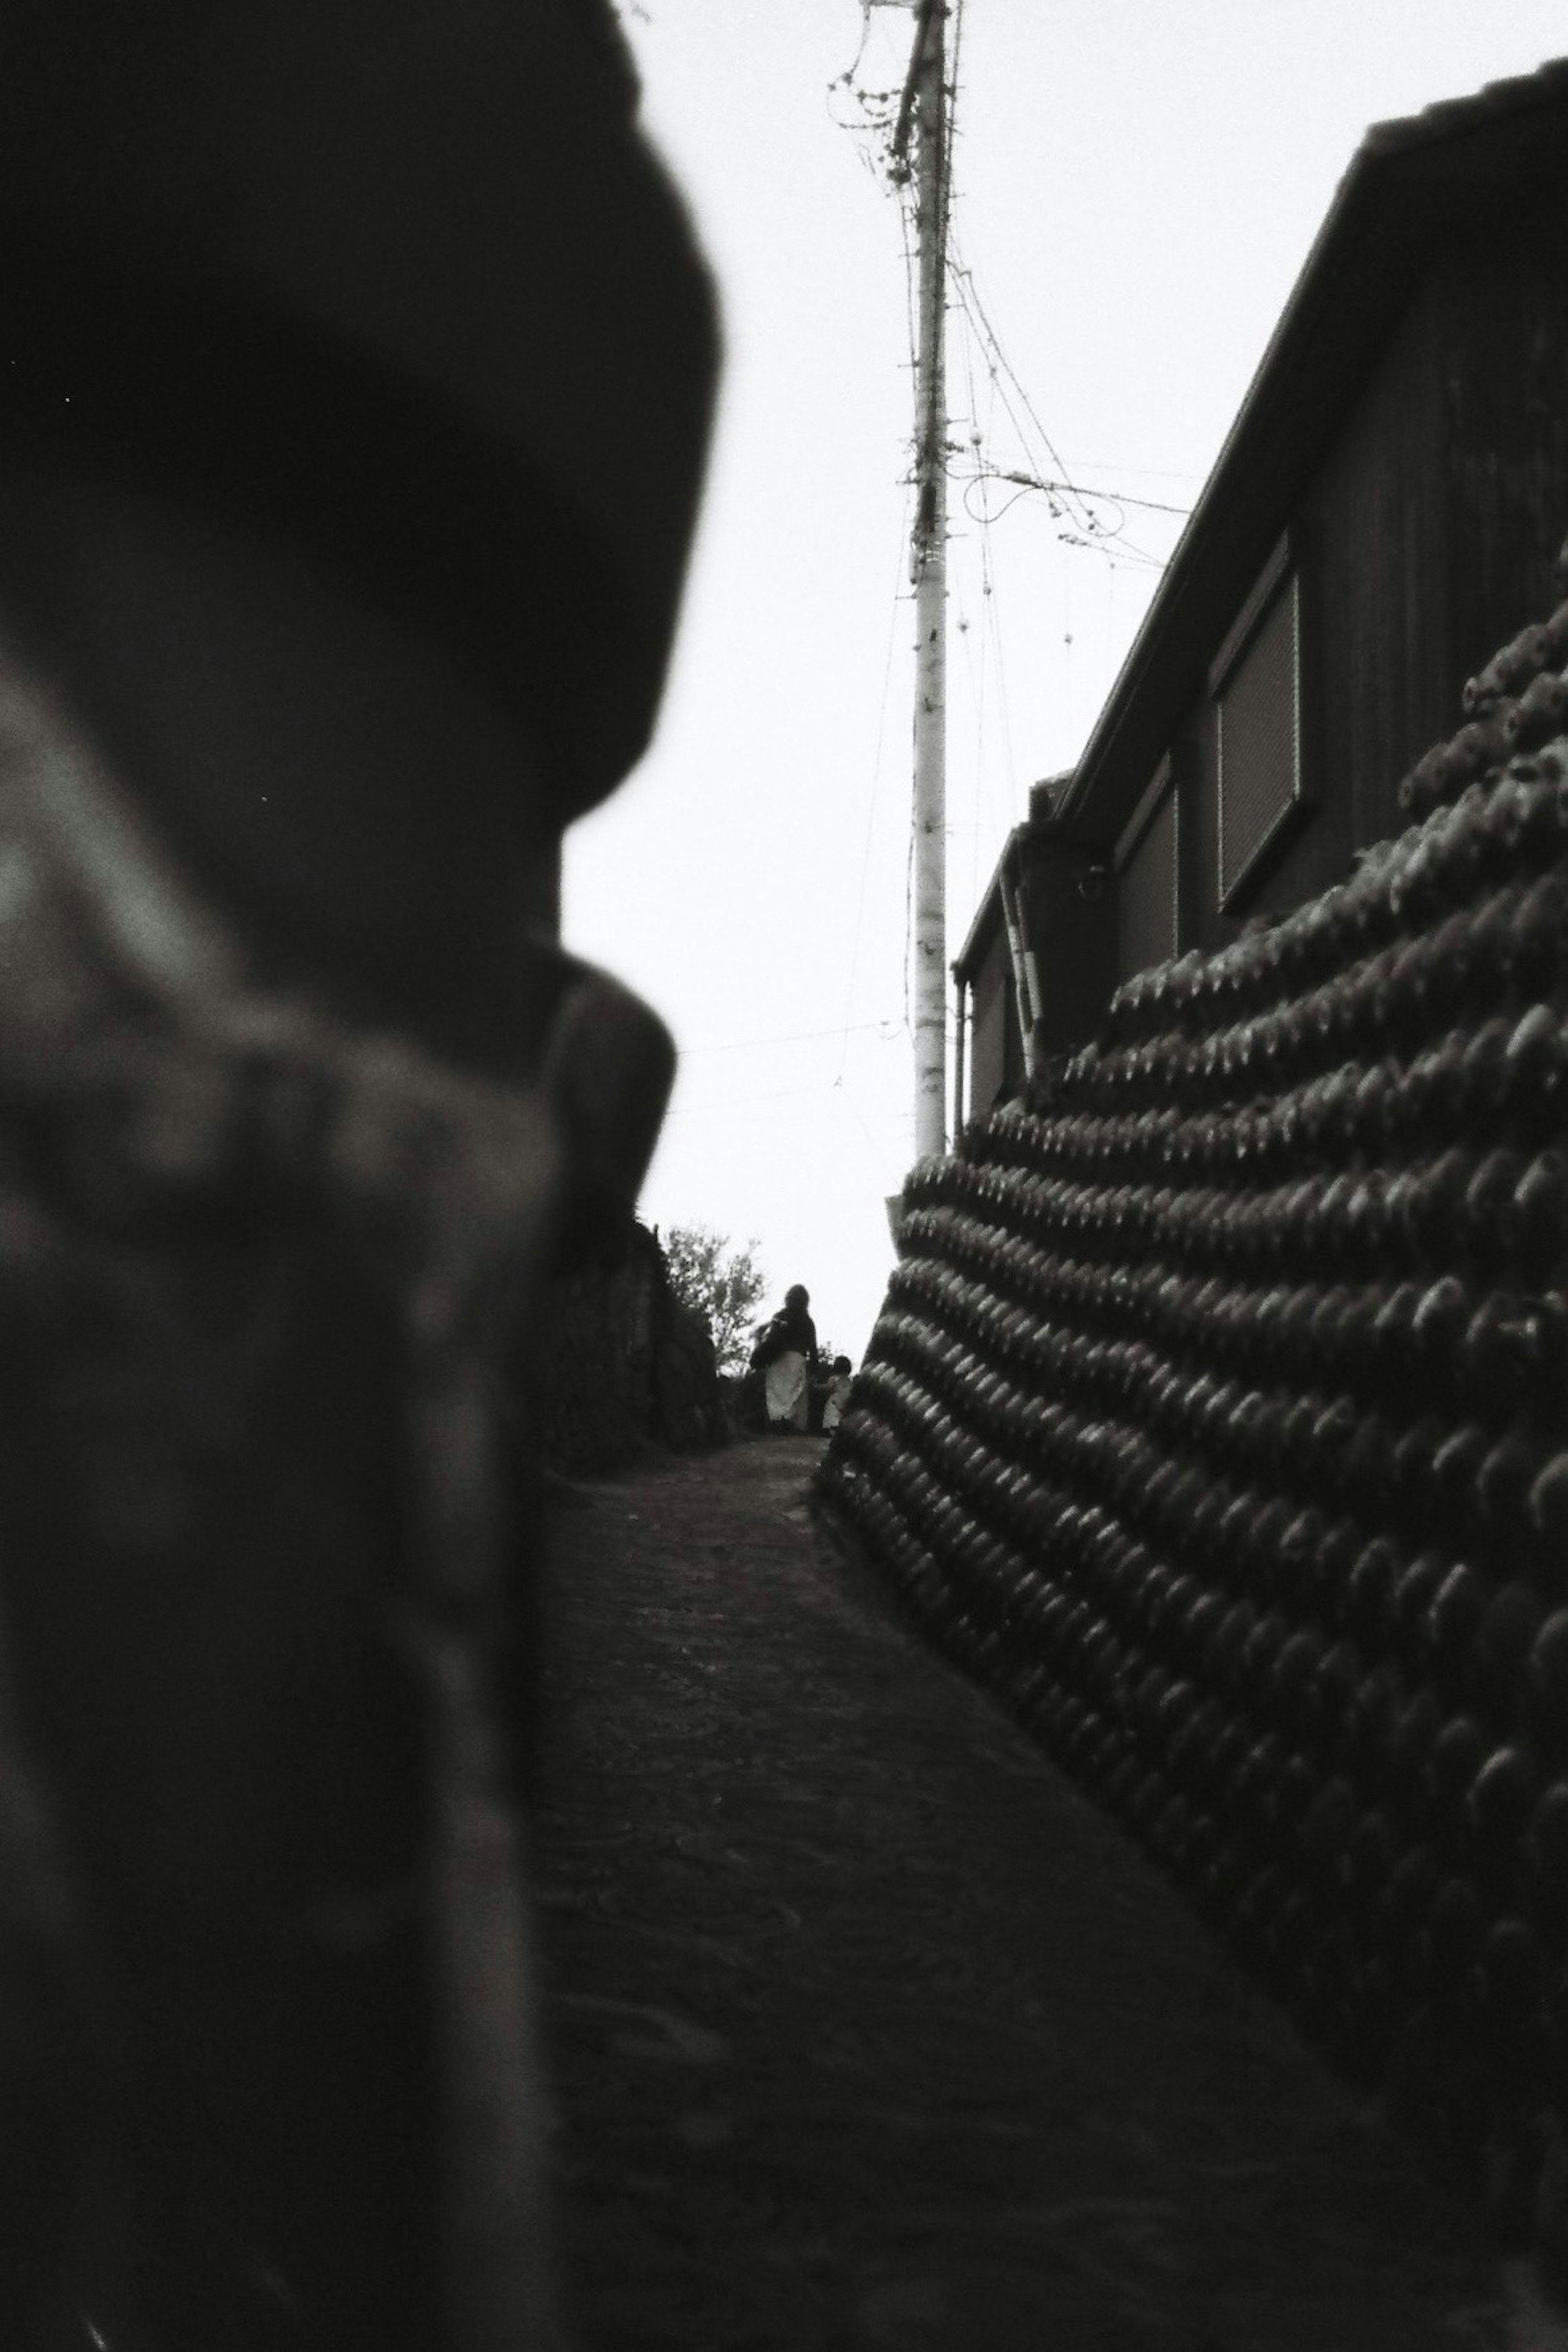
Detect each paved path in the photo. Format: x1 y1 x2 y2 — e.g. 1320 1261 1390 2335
535 1436 1546 2352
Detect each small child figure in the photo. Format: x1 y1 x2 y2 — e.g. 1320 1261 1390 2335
822 1355 854 1434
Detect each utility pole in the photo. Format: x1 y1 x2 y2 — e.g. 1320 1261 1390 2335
893 0 949 1161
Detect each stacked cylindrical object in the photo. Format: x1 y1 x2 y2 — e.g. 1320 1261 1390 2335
821 598 1568 2271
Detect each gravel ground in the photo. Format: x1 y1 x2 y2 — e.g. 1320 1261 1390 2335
534 1434 1544 2351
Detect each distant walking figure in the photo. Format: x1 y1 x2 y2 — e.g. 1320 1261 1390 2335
760 1284 817 1431
822 1354 854 1433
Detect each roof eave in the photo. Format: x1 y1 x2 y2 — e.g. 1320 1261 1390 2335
953 822 1025 980
1053 56 1568 851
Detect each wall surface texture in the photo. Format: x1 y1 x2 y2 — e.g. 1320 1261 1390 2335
823 582 1568 2274
532 1221 728 1474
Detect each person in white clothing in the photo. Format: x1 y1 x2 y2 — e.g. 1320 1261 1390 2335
755 1284 817 1431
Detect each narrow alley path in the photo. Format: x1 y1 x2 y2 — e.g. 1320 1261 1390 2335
535 1437 1530 2352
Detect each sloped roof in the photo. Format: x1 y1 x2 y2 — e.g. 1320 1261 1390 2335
1053 54 1568 850
954 823 1023 980
953 772 1078 983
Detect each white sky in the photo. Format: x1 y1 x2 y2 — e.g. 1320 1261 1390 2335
565 0 1568 1365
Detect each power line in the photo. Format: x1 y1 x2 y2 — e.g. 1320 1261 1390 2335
948 248 1081 510
947 242 1179 573
953 285 990 917
978 466 1191 519
682 1017 897 1058
834 10 1178 579
951 266 1020 840
665 1076 909 1123
664 1084 832 1122
836 483 914 1087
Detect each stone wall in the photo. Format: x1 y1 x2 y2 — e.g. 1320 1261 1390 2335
821 584 1568 2273
532 1219 728 1474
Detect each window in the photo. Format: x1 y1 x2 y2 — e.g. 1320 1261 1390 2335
966 955 1008 1118
1212 539 1302 906
1116 760 1178 979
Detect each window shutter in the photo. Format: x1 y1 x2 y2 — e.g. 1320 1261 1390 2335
1118 784 1178 980
1216 570 1301 905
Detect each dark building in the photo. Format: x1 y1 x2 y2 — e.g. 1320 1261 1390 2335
953 771 1107 1122
955 54 1568 1126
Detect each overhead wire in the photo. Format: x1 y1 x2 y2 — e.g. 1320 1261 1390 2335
836 484 915 1089
947 241 1183 576
979 454 1020 820
953 249 989 920
664 1082 846 1123
666 1068 914 1124
832 0 875 94
948 245 1094 531
954 289 1022 828
969 467 1190 519
945 0 966 212
829 1078 902 1176
948 264 1107 557
682 1017 893 1059
835 1 1176 581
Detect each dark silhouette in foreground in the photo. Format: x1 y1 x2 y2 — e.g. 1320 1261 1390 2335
0 0 716 2342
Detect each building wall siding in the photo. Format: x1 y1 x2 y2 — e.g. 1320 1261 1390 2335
1441 210 1568 691
1124 212 1568 980
967 956 1010 1119
1304 264 1450 864
1020 840 1118 1060
966 180 1568 1094
1117 788 1178 978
